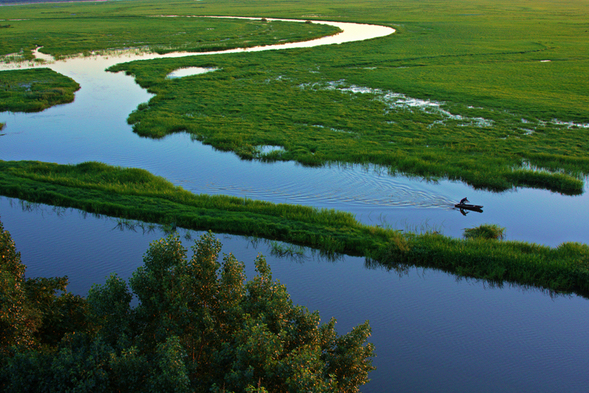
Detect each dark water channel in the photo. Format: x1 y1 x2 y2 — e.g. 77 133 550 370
1 18 589 392
2 197 589 392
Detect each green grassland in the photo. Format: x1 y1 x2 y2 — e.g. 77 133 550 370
108 0 589 194
110 47 588 194
1 160 589 297
0 68 80 112
1 0 588 193
0 11 339 61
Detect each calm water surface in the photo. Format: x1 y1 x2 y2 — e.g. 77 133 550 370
1 51 588 245
1 198 588 393
1 17 588 392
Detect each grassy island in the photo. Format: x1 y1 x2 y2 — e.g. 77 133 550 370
1 160 588 298
0 68 80 112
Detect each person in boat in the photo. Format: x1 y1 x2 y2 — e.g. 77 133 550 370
459 197 469 205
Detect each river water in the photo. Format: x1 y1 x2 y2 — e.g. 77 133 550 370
2 197 589 392
1 17 589 392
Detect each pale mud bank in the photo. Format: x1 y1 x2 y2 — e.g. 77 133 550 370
0 17 395 71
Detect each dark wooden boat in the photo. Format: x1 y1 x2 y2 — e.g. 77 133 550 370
455 203 483 211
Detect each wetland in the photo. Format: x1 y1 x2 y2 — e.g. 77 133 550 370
1 0 589 391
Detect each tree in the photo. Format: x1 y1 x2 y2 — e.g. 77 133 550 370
126 232 376 392
1 225 376 392
0 219 39 355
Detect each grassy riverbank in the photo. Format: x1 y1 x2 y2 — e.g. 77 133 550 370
2 0 588 193
110 48 587 194
0 68 80 112
110 0 589 194
1 160 588 297
0 10 338 61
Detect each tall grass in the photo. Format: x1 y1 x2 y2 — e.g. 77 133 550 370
102 0 588 194
1 159 588 297
1 0 588 294
464 224 505 240
0 68 80 112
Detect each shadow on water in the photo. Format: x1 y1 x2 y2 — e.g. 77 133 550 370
2 195 589 393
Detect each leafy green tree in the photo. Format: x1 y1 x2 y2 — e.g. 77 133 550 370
0 219 39 355
126 232 375 392
1 226 375 392
87 273 134 350
24 276 88 347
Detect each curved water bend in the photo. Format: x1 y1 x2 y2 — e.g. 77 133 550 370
1 18 589 246
0 17 395 70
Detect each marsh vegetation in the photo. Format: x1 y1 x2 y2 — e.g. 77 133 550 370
101 0 589 194
2 0 587 194
0 0 586 269
0 0 587 288
464 224 506 240
0 68 79 112
1 1 589 389
0 10 339 61
1 160 588 297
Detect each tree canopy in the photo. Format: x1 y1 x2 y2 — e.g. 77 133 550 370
0 219 375 392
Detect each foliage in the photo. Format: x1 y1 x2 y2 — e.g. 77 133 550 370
0 225 376 392
463 224 506 240
1 160 589 297
0 217 85 375
24 276 88 347
0 68 80 112
0 218 39 356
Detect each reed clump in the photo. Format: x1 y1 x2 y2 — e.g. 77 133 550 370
464 224 505 240
0 68 80 112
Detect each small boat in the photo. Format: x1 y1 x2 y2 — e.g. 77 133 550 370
455 203 483 211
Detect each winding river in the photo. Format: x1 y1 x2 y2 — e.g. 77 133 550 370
1 17 589 392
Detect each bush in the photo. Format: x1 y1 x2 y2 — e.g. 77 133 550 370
464 224 505 240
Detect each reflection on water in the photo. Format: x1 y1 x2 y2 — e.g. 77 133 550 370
2 197 589 393
0 17 587 246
